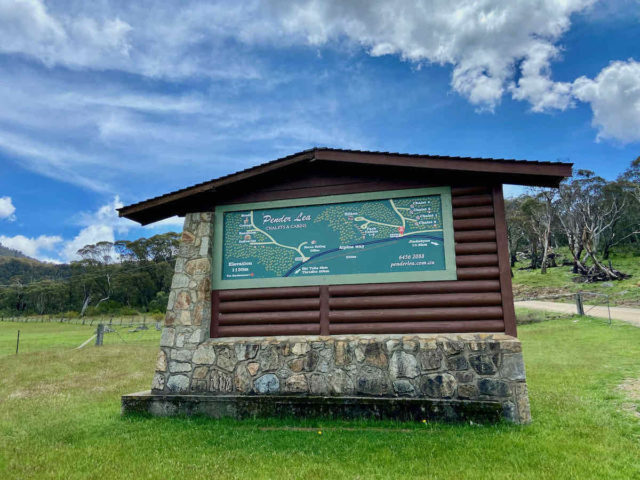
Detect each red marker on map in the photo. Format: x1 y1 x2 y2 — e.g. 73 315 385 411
398 226 405 234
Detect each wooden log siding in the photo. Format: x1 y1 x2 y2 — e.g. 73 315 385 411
211 185 517 338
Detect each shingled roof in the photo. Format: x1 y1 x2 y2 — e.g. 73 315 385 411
119 147 572 225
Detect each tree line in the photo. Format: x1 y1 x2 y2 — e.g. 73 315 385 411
505 157 639 281
1 157 637 315
0 233 180 317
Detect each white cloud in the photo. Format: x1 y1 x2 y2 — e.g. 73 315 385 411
0 234 62 258
74 195 132 235
0 0 637 194
509 43 574 112
0 0 596 111
0 196 185 262
143 216 185 229
61 196 185 261
61 195 133 261
0 0 131 70
0 196 16 221
572 59 640 143
61 224 116 262
262 0 595 111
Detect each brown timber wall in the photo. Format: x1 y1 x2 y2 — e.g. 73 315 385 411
211 185 516 338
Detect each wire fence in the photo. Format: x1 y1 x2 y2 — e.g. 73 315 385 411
0 314 163 328
0 315 163 356
515 290 612 325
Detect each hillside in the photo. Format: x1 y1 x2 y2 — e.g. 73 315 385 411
0 243 28 259
0 256 71 285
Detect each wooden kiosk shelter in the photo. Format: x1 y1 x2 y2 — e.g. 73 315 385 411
120 148 571 423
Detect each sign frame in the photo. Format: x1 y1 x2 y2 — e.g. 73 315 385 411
212 187 457 289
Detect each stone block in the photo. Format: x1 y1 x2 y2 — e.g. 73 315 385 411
199 236 210 257
171 274 190 290
469 354 497 375
171 349 193 362
159 328 175 347
254 374 280 394
393 380 416 397
169 362 191 373
292 342 310 355
445 354 469 371
478 378 510 397
364 343 388 368
155 350 167 372
247 362 260 376
166 375 189 393
181 230 195 244
235 343 259 361
439 339 464 356
457 384 478 399
512 383 532 423
151 373 165 391
389 351 419 378
258 346 279 371
284 374 308 393
329 370 354 395
310 374 329 395
216 347 236 372
402 339 419 353
185 258 210 276
335 341 352 365
234 365 253 393
417 349 443 370
192 366 208 379
191 380 207 392
193 345 216 365
210 370 233 393
419 373 456 398
356 366 391 395
455 371 475 384
501 354 526 381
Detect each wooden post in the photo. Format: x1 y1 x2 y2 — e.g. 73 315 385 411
319 286 330 336
492 185 518 337
96 324 104 346
210 291 220 338
16 330 20 354
575 293 585 316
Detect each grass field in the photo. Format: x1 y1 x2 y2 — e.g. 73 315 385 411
0 316 639 479
512 251 640 306
0 321 161 357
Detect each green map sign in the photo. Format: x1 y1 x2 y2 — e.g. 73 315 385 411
212 187 456 289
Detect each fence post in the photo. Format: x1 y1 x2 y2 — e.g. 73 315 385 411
96 324 104 346
16 330 20 354
575 292 585 316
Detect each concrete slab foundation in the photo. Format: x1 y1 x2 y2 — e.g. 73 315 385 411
122 391 504 423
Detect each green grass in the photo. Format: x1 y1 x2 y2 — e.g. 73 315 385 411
512 251 640 306
0 318 639 479
0 321 161 357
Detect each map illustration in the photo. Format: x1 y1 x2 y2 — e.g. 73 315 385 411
221 194 447 281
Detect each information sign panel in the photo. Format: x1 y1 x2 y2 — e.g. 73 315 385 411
212 187 456 289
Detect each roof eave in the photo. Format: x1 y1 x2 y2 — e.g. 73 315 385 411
118 148 572 225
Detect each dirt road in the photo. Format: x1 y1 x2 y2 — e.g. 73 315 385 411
514 300 640 327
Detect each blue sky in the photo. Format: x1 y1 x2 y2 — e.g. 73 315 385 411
0 0 639 263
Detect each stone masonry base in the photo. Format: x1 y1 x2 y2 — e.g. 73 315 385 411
142 332 531 424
